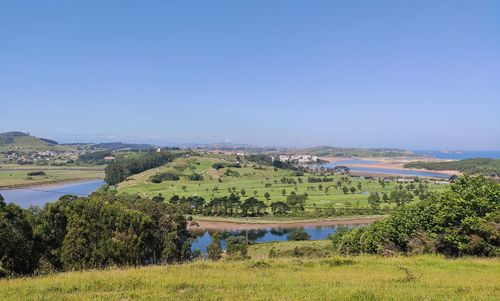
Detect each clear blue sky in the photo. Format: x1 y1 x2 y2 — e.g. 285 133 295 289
1 1 499 150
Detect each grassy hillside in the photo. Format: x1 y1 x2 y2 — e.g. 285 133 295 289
296 145 415 157
404 158 500 177
0 252 498 300
0 132 73 152
118 155 447 209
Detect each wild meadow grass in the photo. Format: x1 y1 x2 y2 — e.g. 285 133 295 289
0 254 498 300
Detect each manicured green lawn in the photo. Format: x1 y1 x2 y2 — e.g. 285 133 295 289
0 164 104 188
118 155 449 208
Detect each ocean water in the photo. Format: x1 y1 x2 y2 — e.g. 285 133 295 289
413 150 500 160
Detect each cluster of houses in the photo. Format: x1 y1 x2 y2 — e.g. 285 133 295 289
275 154 319 163
3 150 82 164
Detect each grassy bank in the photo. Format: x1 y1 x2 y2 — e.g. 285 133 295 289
0 164 104 188
0 253 498 300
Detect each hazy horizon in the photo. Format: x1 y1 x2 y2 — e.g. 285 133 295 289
1 1 499 150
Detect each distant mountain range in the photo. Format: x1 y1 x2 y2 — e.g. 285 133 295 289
0 131 416 157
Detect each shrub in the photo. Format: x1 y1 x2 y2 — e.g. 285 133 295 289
188 173 204 181
27 171 46 176
331 176 500 257
149 171 180 183
287 229 311 241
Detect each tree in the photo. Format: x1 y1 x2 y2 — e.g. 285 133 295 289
342 186 349 194
225 236 248 258
382 192 389 202
240 189 246 197
331 175 500 257
357 182 362 191
287 229 310 241
264 192 271 201
270 201 291 215
389 190 413 206
207 233 223 260
367 192 381 209
0 203 38 275
281 188 286 196
349 186 356 194
240 197 267 216
286 192 307 211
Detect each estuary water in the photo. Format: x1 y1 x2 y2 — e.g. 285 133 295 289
0 179 105 208
318 161 450 178
190 224 363 253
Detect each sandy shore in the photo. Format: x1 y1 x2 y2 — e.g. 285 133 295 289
189 216 383 231
319 156 459 177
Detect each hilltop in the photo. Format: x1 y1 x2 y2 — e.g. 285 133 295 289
295 145 416 158
0 132 73 152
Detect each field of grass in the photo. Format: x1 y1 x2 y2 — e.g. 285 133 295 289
0 250 497 300
118 155 449 209
0 164 105 188
0 133 74 153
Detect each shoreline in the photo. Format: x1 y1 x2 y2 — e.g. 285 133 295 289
189 215 383 230
0 177 105 190
319 156 459 177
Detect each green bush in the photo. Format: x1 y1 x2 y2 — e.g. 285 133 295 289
331 176 500 257
288 229 311 241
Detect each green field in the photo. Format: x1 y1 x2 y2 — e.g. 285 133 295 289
0 164 104 188
0 244 497 301
118 155 448 209
0 132 74 153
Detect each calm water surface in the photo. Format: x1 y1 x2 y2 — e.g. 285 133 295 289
190 224 363 253
0 179 104 208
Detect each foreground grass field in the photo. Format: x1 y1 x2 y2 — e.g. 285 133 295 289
0 164 105 188
1 252 498 301
118 155 448 209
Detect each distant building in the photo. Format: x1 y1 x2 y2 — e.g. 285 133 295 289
104 156 115 161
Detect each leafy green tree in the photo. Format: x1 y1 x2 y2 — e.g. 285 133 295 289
0 203 38 275
286 192 307 211
342 186 349 194
207 233 223 260
240 197 267 216
367 192 381 209
225 236 248 258
287 229 310 241
270 201 291 215
331 176 500 257
264 192 271 201
349 186 356 194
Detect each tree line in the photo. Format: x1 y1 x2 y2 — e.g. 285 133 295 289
0 191 192 277
331 176 500 257
404 158 500 177
105 150 187 185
